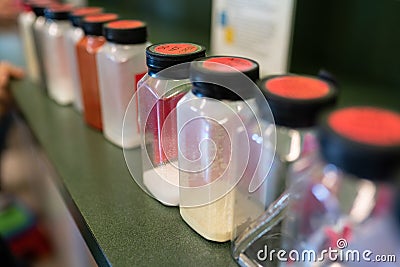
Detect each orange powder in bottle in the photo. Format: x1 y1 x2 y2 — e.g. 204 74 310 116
76 13 118 130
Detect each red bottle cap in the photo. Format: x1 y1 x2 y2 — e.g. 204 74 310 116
259 74 337 128
69 6 103 27
202 57 257 72
329 107 400 146
104 20 147 44
146 42 206 78
190 56 260 101
82 13 119 36
151 43 203 55
320 106 400 181
265 76 330 99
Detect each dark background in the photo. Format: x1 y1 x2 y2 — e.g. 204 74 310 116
89 0 399 108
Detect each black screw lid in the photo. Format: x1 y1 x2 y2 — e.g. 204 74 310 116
82 13 119 36
69 7 103 28
258 74 337 128
190 56 260 101
146 42 206 79
319 107 400 181
104 20 147 45
31 1 54 17
44 6 71 20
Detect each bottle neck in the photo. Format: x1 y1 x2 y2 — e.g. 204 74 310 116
105 41 147 50
147 67 190 80
275 125 316 163
46 17 69 22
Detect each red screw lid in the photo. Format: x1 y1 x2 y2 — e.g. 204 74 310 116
329 107 400 146
69 7 103 27
266 76 330 100
82 13 119 36
320 106 400 181
259 74 337 128
104 20 147 44
190 56 260 101
145 42 206 78
151 43 203 55
202 57 256 72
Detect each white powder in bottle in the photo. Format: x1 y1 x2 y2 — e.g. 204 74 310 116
180 187 267 242
143 162 179 206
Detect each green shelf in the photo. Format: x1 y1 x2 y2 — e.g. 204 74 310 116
11 79 236 267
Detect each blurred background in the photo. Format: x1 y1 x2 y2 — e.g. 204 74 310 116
0 0 399 266
89 0 400 89
85 0 400 110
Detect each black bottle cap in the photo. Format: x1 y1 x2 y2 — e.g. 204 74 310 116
104 20 147 45
44 6 71 20
82 13 119 36
146 42 206 79
318 69 340 89
31 2 53 17
69 7 103 28
319 106 400 181
258 74 337 128
190 56 260 101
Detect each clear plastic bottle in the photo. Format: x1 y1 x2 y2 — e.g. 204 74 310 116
231 75 337 266
97 20 149 148
42 6 75 105
76 13 119 130
65 6 103 112
18 1 40 84
137 43 206 206
177 56 260 242
277 107 400 267
31 2 53 91
343 193 400 267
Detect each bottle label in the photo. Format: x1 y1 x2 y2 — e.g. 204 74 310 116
265 76 330 99
152 43 203 55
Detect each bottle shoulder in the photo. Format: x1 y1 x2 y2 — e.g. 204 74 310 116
66 27 84 43
139 75 191 98
97 42 148 63
45 20 71 37
18 12 35 23
77 36 106 54
33 17 46 29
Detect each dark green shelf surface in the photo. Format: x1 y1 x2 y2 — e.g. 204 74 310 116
10 79 236 267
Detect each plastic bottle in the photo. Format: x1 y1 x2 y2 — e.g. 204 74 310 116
76 13 119 130
65 6 103 112
97 20 149 148
137 43 206 206
31 1 53 91
18 1 40 83
248 107 400 266
232 75 338 266
42 6 75 105
177 56 260 242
